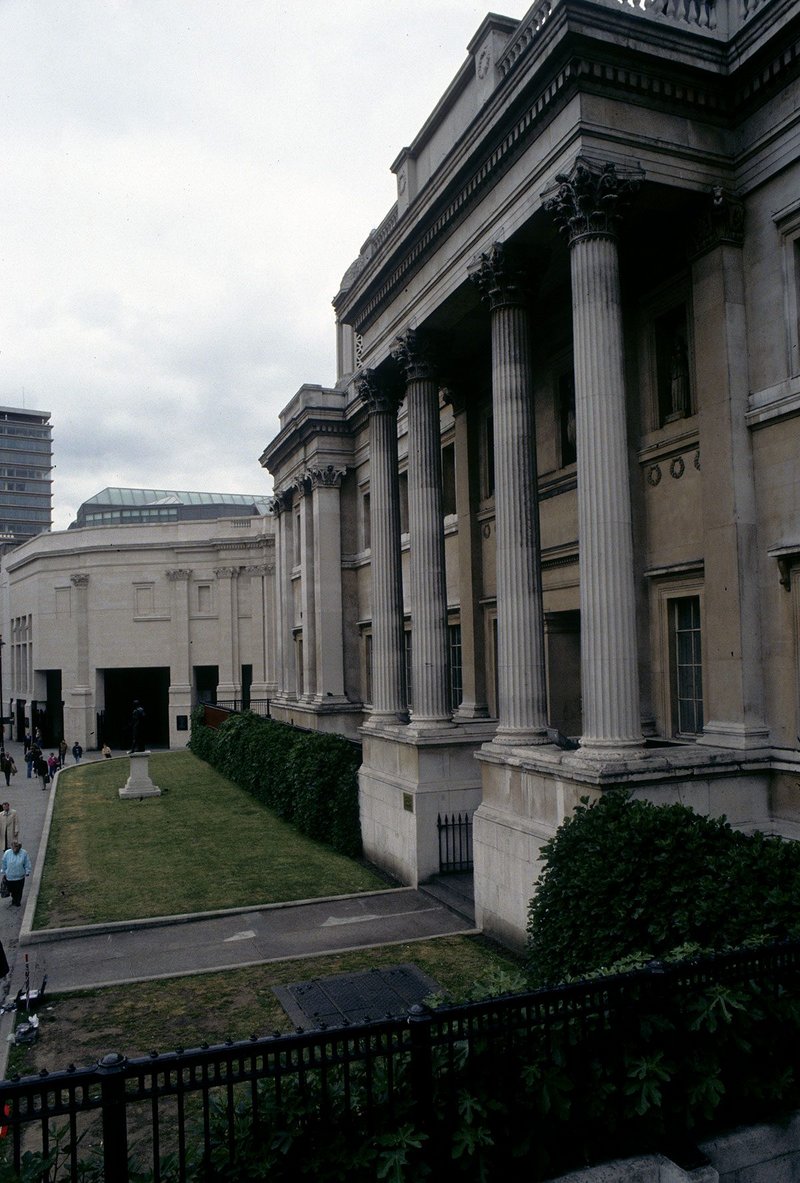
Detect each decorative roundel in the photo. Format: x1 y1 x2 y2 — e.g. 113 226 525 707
647 465 662 487
482 522 492 538
670 456 685 480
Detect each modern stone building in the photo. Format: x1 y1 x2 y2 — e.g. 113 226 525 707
2 505 275 751
261 0 800 946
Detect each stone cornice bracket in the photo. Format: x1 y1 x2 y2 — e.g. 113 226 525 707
214 566 240 580
165 569 192 581
543 157 644 245
689 187 745 260
392 327 438 384
468 241 531 310
70 574 90 587
355 368 402 416
306 464 347 489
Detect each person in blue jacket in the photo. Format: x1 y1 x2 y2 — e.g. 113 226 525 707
1 840 31 908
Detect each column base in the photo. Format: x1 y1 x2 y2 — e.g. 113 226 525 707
699 721 770 751
492 727 549 748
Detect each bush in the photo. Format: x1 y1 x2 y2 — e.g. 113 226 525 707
189 710 363 858
527 789 800 985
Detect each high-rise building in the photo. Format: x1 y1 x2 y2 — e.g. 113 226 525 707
0 406 52 546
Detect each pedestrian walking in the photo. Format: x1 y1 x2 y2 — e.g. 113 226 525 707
47 752 59 780
58 739 68 768
24 747 34 779
35 753 49 791
0 804 19 851
1 840 31 908
0 752 16 787
71 741 83 764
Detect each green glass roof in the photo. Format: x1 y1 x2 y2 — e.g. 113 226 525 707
81 487 271 512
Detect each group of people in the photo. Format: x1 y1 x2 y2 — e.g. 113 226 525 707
22 734 84 790
0 800 31 909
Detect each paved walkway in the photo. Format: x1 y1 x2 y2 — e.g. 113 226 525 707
0 742 475 1075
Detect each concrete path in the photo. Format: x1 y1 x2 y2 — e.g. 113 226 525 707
0 742 475 1074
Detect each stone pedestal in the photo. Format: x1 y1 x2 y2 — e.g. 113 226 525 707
119 752 161 799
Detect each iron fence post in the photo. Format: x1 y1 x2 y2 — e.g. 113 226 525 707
97 1052 129 1182
408 1004 433 1130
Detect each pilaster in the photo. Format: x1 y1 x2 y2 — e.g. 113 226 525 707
270 489 297 705
165 568 192 743
690 188 768 749
308 464 348 704
298 477 316 703
214 566 240 699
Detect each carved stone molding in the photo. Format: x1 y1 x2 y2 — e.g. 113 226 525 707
306 465 346 490
392 328 438 384
165 569 192 581
70 574 89 587
689 187 745 259
543 157 643 244
355 368 402 416
468 241 531 310
214 567 240 580
245 563 275 576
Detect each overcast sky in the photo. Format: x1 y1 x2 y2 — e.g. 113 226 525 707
0 1 529 530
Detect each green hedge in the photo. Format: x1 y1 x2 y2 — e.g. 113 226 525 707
527 789 800 985
189 710 362 858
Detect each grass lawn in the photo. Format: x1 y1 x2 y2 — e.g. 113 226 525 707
35 751 389 928
8 935 524 1076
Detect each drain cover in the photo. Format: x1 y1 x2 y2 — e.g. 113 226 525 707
274 963 440 1028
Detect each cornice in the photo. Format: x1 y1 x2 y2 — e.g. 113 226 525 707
336 4 796 336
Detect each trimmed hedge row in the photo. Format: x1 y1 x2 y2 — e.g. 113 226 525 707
189 710 362 858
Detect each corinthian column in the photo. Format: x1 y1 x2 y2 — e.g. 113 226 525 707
356 370 407 724
269 489 297 703
392 329 452 728
470 243 548 744
214 566 240 700
545 158 644 750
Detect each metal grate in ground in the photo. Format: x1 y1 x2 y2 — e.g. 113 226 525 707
273 963 440 1028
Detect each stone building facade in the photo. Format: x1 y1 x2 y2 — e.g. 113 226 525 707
263 0 800 947
2 514 276 752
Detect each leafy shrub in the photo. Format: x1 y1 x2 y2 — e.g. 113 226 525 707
189 710 362 858
527 789 800 985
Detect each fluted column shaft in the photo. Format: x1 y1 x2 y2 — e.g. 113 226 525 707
394 332 452 727
471 244 548 743
309 466 347 701
271 492 297 702
166 569 192 687
298 483 316 701
358 372 407 722
547 159 643 748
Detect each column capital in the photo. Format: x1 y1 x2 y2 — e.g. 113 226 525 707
268 487 294 516
543 157 643 245
468 241 531 310
689 187 745 259
355 368 402 416
246 562 275 576
165 568 192 581
214 566 240 580
305 464 346 490
392 327 438 384
70 573 90 587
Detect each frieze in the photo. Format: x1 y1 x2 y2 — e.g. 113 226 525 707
165 569 192 581
70 574 90 587
543 157 643 243
214 567 240 579
689 187 745 259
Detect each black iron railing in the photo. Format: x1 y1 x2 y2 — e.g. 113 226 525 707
437 810 473 872
3 939 800 1180
210 698 271 718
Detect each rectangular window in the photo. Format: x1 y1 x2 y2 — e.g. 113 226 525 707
448 622 462 712
441 444 456 517
134 584 155 616
362 492 371 551
364 632 373 706
196 584 212 614
670 596 703 736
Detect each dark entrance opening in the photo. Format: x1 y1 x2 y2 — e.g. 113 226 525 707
101 668 170 750
194 666 218 705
